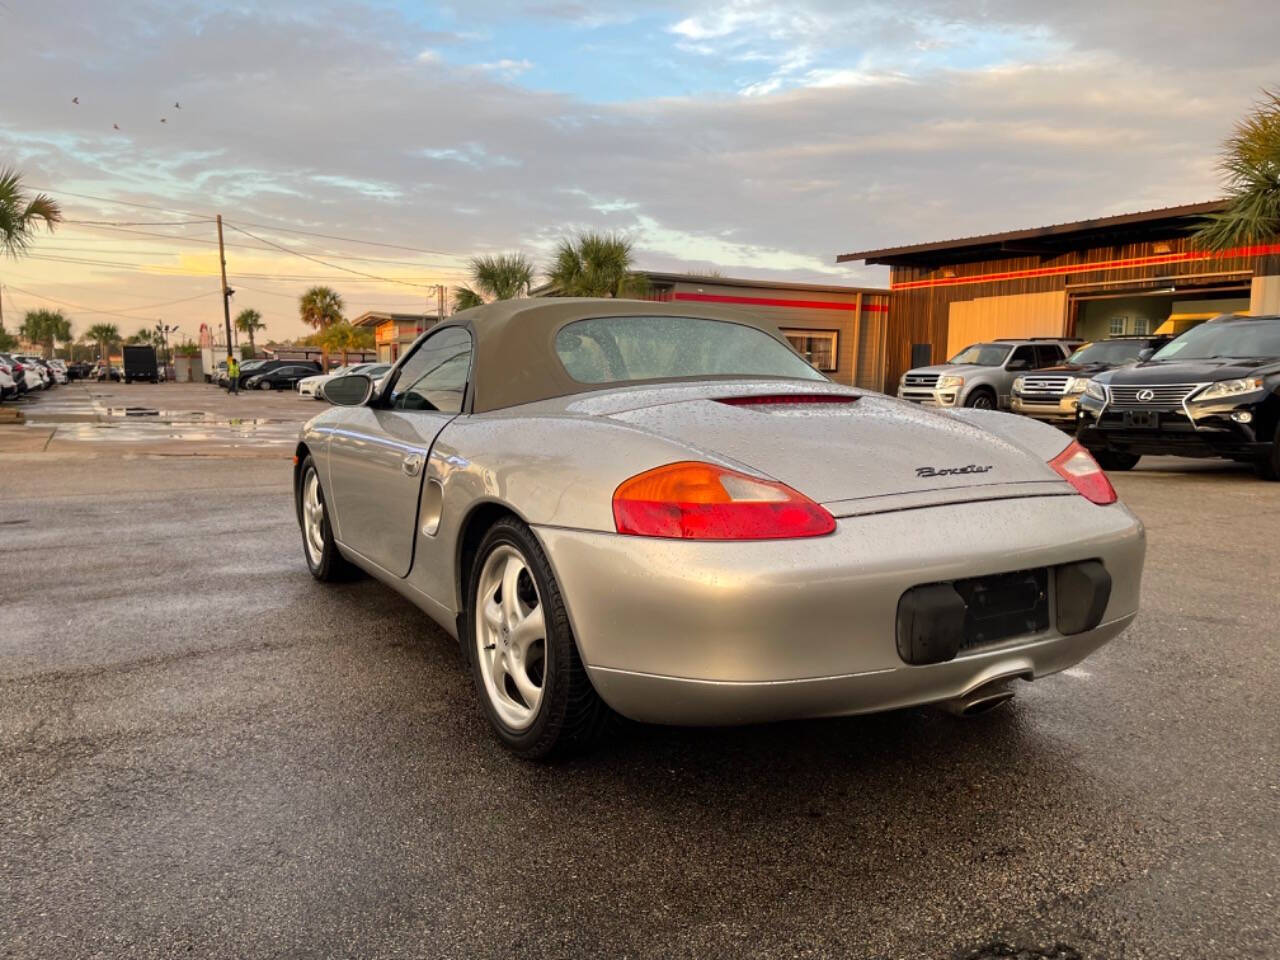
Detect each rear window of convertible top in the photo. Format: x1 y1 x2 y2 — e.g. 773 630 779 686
555 315 826 385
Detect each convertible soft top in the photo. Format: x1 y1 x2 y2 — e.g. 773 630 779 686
432 297 806 413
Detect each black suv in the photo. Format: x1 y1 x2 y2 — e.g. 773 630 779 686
1076 314 1280 479
1012 335 1172 428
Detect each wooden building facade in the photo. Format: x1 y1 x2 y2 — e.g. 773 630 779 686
838 202 1280 388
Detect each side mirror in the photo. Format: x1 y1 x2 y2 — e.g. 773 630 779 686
1006 359 1030 371
325 373 373 406
1137 348 1155 362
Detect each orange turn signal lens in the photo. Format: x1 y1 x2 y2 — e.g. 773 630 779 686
613 461 835 540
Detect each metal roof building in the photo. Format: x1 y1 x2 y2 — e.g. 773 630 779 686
838 201 1280 387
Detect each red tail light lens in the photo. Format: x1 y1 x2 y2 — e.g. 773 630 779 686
613 461 836 540
1050 441 1117 505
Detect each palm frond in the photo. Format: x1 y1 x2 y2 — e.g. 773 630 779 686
1194 88 1280 251
452 286 486 312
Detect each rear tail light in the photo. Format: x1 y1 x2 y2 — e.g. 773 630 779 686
613 461 836 540
1050 441 1117 505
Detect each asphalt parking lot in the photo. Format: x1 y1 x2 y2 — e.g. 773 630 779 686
1 385 1278 959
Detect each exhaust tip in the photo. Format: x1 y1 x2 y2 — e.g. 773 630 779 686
939 681 1016 717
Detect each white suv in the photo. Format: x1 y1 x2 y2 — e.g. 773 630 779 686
897 339 1079 410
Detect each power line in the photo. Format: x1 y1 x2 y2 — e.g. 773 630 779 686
3 283 220 321
226 218 463 258
57 222 471 268
24 253 466 281
34 186 468 257
63 218 213 227
224 222 447 289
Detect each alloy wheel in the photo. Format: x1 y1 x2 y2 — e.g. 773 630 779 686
302 469 326 566
475 545 547 730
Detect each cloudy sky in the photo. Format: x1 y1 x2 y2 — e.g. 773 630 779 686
0 0 1275 342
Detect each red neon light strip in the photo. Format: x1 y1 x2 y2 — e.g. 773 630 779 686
672 291 889 312
890 242 1280 291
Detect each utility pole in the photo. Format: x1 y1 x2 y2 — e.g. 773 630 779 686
216 215 234 359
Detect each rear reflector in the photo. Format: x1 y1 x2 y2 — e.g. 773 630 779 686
1049 441 1117 505
613 461 835 540
715 394 858 407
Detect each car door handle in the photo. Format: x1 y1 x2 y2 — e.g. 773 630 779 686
402 454 423 477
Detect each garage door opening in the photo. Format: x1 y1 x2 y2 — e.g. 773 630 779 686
1070 285 1250 342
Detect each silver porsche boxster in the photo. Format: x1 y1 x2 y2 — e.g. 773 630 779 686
294 298 1145 758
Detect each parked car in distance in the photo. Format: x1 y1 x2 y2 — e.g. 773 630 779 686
66 361 92 381
298 363 392 399
245 364 323 391
14 356 50 391
47 359 69 384
1012 335 1173 428
1 354 28 395
297 299 1144 759
1078 313 1280 477
91 363 123 382
898 338 1080 410
0 364 15 400
232 358 320 389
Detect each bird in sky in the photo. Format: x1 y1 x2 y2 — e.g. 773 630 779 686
174 102 181 109
72 96 79 104
113 123 119 130
160 118 167 123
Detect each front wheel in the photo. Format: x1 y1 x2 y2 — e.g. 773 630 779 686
1254 426 1280 480
1094 450 1141 472
258 381 272 390
466 518 614 760
297 456 357 581
964 388 996 410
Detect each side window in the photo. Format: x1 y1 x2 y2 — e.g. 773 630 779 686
1008 345 1037 368
389 328 472 413
1034 345 1062 368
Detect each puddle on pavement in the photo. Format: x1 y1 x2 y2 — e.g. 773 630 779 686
44 422 298 445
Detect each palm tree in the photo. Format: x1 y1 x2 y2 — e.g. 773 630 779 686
235 308 266 355
84 323 121 372
452 287 486 312
19 309 72 358
298 286 344 330
545 231 648 298
126 327 157 345
0 168 62 258
1195 89 1280 250
452 253 535 312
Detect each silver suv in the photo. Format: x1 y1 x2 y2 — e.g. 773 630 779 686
897 339 1079 410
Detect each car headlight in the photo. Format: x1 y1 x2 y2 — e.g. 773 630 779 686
936 375 965 390
1066 377 1090 394
1193 377 1266 402
1084 380 1107 402
1013 376 1026 392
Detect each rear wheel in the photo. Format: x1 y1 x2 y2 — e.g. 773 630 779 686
466 517 614 760
964 387 996 410
1094 450 1141 472
298 456 357 581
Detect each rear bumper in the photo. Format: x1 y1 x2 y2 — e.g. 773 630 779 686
535 494 1145 725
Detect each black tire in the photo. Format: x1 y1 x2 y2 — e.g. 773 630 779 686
1094 450 1141 472
1254 427 1280 481
465 517 615 760
964 387 996 410
297 455 358 581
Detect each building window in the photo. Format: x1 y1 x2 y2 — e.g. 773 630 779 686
1108 316 1126 336
1131 317 1152 335
783 329 838 372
